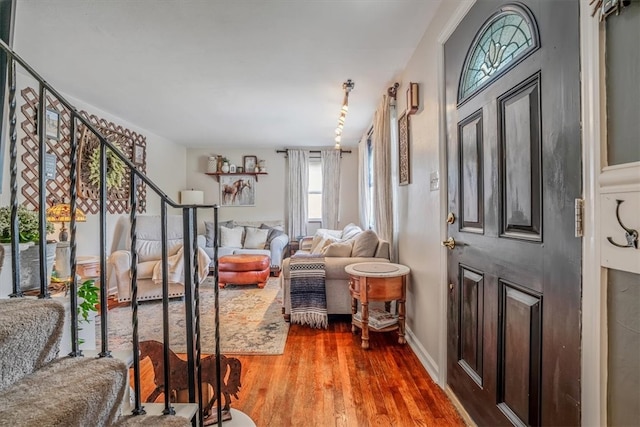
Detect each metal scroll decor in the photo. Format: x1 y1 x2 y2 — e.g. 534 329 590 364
20 87 146 214
591 0 632 20
606 199 639 249
398 111 410 186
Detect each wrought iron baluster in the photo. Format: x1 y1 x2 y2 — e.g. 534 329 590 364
98 135 111 358
68 111 81 357
7 56 21 298
37 84 49 299
160 201 175 415
213 205 222 426
129 171 145 416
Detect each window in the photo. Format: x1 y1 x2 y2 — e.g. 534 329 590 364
458 4 539 103
308 158 322 221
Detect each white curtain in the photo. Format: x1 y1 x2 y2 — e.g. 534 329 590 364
287 149 309 239
372 94 394 255
358 131 371 230
321 149 341 229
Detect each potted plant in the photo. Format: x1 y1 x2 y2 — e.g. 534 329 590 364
0 205 55 293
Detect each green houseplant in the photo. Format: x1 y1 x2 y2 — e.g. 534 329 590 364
0 205 55 292
0 205 54 243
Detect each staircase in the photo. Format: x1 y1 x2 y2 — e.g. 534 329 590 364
0 40 223 426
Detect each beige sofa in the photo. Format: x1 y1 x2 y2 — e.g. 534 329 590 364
281 224 390 318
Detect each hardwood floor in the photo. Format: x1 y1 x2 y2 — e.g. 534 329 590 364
133 319 466 426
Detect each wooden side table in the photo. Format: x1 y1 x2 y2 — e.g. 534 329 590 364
345 262 410 349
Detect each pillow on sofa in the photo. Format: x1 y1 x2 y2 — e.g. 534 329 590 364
220 225 243 248
341 223 362 240
204 220 234 247
322 240 353 257
244 227 269 249
311 235 338 255
260 223 285 249
351 229 378 257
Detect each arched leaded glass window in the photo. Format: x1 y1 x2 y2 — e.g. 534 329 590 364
458 4 540 103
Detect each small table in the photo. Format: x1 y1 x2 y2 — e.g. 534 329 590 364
345 262 410 349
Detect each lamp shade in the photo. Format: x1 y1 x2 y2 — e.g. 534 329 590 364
45 203 87 223
181 190 204 205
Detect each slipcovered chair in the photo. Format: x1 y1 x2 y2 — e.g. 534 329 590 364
107 215 210 302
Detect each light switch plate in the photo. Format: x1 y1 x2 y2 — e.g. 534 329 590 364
430 171 439 191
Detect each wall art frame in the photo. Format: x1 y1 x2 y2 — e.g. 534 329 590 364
219 174 256 207
45 108 60 140
243 155 257 172
398 111 410 185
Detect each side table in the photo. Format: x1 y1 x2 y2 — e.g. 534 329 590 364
345 262 410 349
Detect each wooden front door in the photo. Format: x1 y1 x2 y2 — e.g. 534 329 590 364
445 1 581 425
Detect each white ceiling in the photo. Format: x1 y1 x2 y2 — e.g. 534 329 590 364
13 0 440 148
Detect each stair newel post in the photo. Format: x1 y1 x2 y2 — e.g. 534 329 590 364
213 205 222 427
7 56 22 298
37 83 50 299
98 135 111 357
159 201 176 415
129 171 146 415
68 111 82 357
182 207 202 424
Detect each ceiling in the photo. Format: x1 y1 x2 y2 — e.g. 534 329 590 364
13 0 440 148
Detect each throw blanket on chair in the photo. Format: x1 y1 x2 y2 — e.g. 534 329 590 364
151 245 211 285
289 256 327 329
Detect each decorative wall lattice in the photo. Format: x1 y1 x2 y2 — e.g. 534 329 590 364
19 87 146 214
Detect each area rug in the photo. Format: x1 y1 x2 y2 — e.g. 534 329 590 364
96 277 288 355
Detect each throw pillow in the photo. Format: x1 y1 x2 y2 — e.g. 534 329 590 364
309 232 326 253
351 229 379 257
321 240 353 257
205 220 234 247
260 223 285 249
220 225 243 248
311 235 337 255
341 223 363 241
243 227 269 249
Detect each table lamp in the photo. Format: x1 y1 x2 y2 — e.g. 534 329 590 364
46 202 87 242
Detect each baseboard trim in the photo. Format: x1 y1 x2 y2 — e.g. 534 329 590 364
445 385 477 427
405 325 440 384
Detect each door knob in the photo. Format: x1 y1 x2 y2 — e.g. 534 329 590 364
441 237 456 250
446 212 455 224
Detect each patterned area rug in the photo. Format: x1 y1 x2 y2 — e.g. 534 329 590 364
96 277 289 355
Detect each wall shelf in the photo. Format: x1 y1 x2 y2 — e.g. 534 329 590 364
205 172 268 182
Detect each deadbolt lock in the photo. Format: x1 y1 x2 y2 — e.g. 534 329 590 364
441 237 456 250
446 212 455 224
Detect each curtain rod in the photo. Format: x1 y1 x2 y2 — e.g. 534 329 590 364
276 149 352 154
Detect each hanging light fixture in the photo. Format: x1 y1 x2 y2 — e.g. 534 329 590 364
334 79 354 149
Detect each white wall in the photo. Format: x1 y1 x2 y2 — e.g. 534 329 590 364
392 0 466 382
0 71 187 258
185 147 359 234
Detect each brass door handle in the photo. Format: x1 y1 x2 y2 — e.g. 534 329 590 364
441 237 456 250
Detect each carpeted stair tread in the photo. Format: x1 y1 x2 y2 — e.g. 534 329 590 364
0 298 65 391
0 356 127 427
114 414 191 426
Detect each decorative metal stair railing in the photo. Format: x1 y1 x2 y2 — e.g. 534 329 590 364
0 40 223 426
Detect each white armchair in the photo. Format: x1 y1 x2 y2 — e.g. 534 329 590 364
107 215 210 303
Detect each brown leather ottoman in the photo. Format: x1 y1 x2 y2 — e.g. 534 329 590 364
218 254 270 288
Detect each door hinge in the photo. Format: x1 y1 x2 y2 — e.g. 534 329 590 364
575 198 584 237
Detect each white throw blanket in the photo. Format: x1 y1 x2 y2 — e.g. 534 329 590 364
151 245 211 285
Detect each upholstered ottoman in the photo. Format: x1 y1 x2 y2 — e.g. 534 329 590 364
218 254 270 288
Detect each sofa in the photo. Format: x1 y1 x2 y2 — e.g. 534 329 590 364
198 220 289 275
107 215 211 302
281 223 390 318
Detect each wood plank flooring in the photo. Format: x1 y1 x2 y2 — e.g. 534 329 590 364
132 319 466 427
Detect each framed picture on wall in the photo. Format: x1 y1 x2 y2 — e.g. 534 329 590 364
45 109 60 140
243 155 257 172
220 174 255 206
398 111 410 185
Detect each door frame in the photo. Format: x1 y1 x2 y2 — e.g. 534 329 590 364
435 0 604 423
